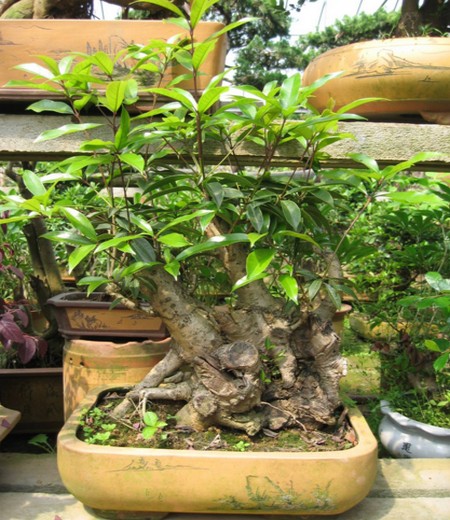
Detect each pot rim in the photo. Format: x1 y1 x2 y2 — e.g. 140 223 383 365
58 385 378 461
380 399 450 437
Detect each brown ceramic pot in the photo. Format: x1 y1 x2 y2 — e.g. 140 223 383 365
47 292 168 340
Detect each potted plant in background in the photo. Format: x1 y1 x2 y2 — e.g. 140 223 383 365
378 271 450 458
0 0 440 515
301 0 450 122
0 229 64 433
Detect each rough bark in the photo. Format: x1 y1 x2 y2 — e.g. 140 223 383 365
395 0 450 36
113 231 347 434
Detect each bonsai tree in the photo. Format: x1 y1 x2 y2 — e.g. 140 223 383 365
0 0 432 434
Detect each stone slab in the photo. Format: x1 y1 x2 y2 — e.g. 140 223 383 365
1 454 449 519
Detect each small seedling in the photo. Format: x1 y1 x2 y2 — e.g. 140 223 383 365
233 440 251 452
28 433 55 453
81 406 117 445
141 410 167 440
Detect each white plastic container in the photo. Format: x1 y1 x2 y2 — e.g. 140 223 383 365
379 400 450 458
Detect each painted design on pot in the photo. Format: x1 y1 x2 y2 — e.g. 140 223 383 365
348 49 450 79
70 308 155 330
110 457 205 473
379 400 450 458
218 476 334 512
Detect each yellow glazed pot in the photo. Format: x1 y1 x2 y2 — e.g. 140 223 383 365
63 337 171 419
57 386 378 517
302 37 450 120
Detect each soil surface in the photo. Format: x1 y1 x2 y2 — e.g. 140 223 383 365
78 390 358 452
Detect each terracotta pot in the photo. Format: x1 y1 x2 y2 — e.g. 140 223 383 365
302 37 450 120
63 337 171 419
0 403 21 442
0 368 63 433
47 292 168 340
0 19 226 105
332 303 352 337
379 400 450 458
57 386 378 517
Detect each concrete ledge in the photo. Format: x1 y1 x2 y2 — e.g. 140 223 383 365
0 453 449 519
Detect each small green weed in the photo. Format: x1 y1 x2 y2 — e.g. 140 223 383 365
80 406 117 445
141 410 167 440
28 433 55 454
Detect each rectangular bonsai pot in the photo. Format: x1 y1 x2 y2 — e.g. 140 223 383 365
0 19 226 105
57 386 378 517
47 292 168 340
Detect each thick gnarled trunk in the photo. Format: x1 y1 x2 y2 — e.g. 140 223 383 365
113 231 346 435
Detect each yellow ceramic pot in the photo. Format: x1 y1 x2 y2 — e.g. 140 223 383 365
58 386 378 517
63 337 171 419
303 37 450 120
0 19 227 103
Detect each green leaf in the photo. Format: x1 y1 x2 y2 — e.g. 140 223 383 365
198 86 227 113
247 204 265 233
192 40 217 71
275 230 320 248
77 276 109 294
146 87 197 110
95 235 142 253
246 249 275 278
158 209 214 234
42 231 93 246
279 274 298 304
102 81 127 113
324 283 341 309
164 260 181 278
434 353 449 372
14 62 55 80
89 51 114 75
138 0 184 17
349 153 380 173
35 123 102 143
119 152 145 172
308 279 322 301
143 411 159 427
27 100 74 115
130 237 156 262
279 73 301 111
129 214 154 236
158 233 191 247
22 170 46 196
68 244 97 272
232 272 267 291
424 340 443 353
206 182 224 208
176 233 249 261
115 108 131 150
60 207 97 241
142 426 158 439
190 0 219 27
281 200 302 230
